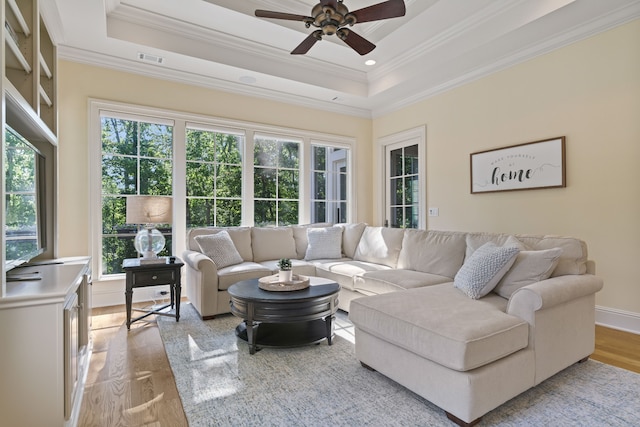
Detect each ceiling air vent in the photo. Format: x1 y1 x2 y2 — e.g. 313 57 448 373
137 52 164 65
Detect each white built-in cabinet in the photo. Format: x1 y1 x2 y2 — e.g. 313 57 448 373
0 258 92 427
1 2 87 426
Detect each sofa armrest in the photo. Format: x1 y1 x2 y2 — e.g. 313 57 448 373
183 249 218 276
507 274 603 323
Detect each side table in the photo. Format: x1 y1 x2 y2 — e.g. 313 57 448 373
122 257 184 330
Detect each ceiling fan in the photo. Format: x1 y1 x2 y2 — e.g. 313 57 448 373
255 0 406 56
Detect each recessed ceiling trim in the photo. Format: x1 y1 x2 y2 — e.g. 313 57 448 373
58 45 373 119
370 0 523 81
108 4 369 92
370 1 640 118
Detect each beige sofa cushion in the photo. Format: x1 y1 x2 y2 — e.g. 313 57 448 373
315 260 390 291
251 227 298 262
529 236 587 276
349 284 529 372
217 262 272 290
335 222 367 258
397 229 466 278
188 227 253 261
353 226 405 268
465 233 525 260
354 269 451 295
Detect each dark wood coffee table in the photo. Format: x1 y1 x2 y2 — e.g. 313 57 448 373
228 277 340 354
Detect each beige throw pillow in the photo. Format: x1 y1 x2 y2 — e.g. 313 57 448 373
493 248 563 298
195 230 243 268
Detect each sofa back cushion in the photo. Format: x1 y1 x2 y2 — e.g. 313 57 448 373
517 235 588 276
251 227 298 262
397 230 467 278
353 226 405 268
466 232 588 277
187 227 253 261
335 223 367 258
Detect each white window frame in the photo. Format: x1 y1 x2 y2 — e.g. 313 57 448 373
89 99 356 282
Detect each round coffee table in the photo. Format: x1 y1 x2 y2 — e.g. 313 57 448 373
228 276 340 354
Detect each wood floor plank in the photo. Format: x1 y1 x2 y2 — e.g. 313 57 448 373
79 304 640 426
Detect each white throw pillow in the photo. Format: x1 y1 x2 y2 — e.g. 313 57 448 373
493 248 563 298
305 227 343 260
454 242 520 299
195 230 243 269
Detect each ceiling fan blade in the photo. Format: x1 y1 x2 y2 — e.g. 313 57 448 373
291 31 323 55
338 29 376 56
350 0 406 24
255 10 310 22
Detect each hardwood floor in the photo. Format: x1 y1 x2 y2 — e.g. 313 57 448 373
592 325 640 374
79 304 640 426
78 302 188 427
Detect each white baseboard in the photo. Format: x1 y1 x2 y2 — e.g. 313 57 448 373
596 305 640 335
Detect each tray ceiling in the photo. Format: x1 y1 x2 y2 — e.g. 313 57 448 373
48 0 640 117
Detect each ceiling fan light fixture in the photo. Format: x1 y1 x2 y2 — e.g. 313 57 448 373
323 24 338 36
256 0 406 56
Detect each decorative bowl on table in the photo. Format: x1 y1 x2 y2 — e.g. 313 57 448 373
258 274 310 291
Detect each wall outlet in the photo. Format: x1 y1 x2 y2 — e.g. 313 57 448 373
428 207 439 217
154 290 169 298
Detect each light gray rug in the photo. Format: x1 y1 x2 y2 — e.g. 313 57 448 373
158 303 640 426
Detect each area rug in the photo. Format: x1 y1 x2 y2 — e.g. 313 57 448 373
158 303 640 426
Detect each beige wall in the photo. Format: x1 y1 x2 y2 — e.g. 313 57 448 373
58 19 639 316
57 61 373 258
373 20 640 314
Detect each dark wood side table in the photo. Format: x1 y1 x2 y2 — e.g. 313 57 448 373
122 257 184 330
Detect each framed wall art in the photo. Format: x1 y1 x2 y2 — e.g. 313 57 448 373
470 137 566 194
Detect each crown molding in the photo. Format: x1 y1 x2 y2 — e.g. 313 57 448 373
109 3 368 88
371 2 640 117
58 46 373 119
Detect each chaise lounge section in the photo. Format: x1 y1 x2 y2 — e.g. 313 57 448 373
182 223 603 425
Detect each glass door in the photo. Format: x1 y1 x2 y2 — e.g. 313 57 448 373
386 143 420 228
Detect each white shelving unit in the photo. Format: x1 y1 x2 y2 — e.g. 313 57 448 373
1 2 83 427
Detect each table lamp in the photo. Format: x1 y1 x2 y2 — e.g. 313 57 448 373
126 195 172 261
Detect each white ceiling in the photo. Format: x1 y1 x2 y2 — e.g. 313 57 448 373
47 0 640 118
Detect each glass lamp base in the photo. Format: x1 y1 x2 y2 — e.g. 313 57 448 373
134 227 165 259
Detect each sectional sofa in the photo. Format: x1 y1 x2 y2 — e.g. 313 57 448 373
182 223 603 425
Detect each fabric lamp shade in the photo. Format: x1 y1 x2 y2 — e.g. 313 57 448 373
126 196 172 225
126 196 173 260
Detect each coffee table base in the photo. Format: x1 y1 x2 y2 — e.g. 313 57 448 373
235 319 334 353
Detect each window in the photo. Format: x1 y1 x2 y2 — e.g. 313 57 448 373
186 127 243 227
254 135 300 226
311 145 349 223
388 144 419 228
91 100 355 280
100 116 174 275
